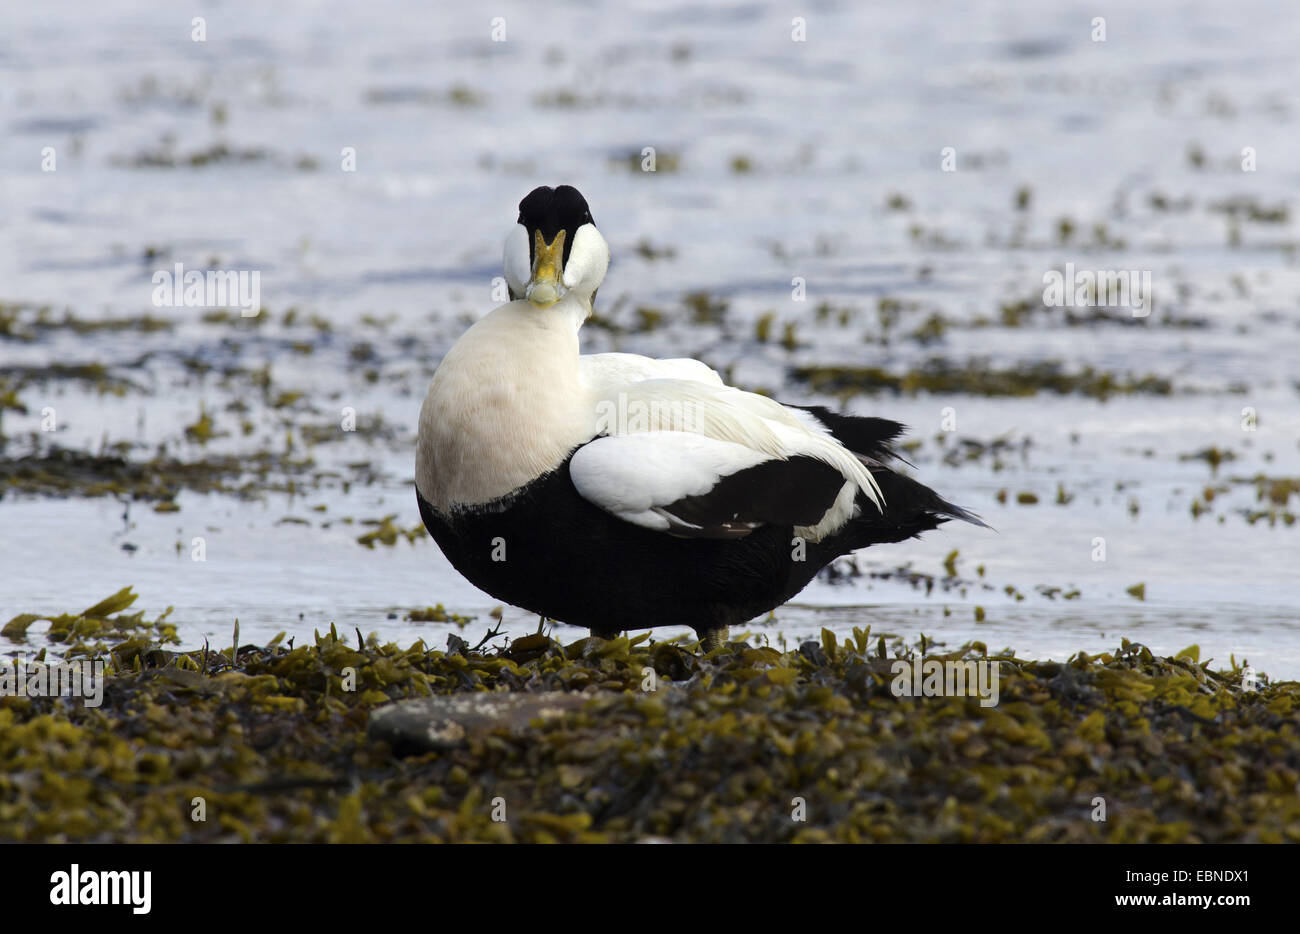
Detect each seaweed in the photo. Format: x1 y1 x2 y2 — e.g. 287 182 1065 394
0 445 317 501
2 592 1296 843
791 359 1174 400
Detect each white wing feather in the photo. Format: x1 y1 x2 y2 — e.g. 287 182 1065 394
570 433 768 533
569 352 885 540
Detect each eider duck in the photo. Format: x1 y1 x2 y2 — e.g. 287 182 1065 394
416 185 985 650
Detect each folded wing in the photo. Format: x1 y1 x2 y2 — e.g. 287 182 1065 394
569 432 850 539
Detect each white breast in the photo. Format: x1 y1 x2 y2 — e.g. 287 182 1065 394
416 297 594 511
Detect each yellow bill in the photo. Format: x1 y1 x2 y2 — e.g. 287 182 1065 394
526 229 566 307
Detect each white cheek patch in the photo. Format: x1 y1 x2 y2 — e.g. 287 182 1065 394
562 223 610 292
503 223 531 298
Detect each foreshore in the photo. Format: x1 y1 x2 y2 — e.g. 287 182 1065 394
2 594 1295 843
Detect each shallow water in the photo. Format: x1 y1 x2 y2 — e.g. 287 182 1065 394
2 1 1297 676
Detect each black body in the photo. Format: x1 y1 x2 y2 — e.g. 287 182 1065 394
417 415 978 642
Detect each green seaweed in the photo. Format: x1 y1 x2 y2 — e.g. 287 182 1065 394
0 445 317 501
2 590 1295 843
791 359 1174 400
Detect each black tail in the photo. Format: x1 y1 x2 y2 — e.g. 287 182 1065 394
792 406 911 464
790 404 990 541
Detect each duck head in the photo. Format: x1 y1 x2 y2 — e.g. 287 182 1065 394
503 185 609 310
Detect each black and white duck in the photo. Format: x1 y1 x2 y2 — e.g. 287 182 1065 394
416 184 984 650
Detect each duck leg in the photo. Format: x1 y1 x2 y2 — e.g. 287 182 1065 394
699 626 730 652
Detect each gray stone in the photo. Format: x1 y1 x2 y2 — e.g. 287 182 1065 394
367 691 589 753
